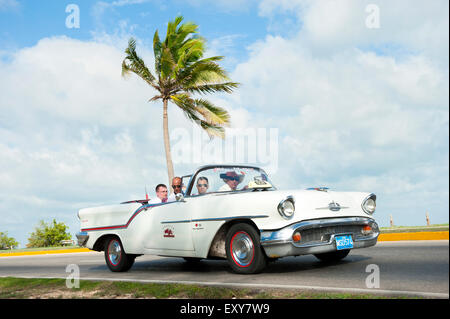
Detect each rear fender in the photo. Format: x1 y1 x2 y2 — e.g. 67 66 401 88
93 234 121 252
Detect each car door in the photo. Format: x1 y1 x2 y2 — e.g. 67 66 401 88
144 200 195 251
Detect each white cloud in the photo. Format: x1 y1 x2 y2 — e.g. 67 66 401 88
0 36 180 246
0 0 19 11
228 2 449 227
258 0 449 66
0 33 249 246
1 36 157 127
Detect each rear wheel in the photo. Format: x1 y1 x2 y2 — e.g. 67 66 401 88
225 223 267 274
314 249 350 262
104 237 135 272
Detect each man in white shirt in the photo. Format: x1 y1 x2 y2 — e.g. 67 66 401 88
149 184 168 204
218 171 244 192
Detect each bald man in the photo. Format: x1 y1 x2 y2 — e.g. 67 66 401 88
167 176 182 202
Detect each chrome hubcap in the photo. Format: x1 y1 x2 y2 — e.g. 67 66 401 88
231 232 254 267
108 240 121 265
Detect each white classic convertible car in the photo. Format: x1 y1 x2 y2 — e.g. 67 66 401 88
76 165 379 274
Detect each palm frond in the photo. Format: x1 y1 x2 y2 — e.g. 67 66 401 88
153 30 162 75
185 110 226 139
160 46 177 80
185 82 239 95
198 120 226 139
149 95 163 102
170 94 228 138
122 38 157 88
176 38 205 71
175 22 199 50
195 98 230 126
178 60 230 88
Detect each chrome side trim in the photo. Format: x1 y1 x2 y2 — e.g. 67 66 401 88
161 215 269 224
161 219 191 224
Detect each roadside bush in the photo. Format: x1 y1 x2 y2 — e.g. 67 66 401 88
0 232 19 250
27 219 72 248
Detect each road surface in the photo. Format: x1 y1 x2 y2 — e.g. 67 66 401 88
0 241 448 298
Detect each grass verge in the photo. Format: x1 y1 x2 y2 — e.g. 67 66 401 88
380 224 448 233
0 277 419 299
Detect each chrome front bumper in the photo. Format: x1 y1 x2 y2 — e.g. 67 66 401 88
76 231 89 247
260 217 379 258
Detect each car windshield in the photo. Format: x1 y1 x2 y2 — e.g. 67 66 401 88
189 166 275 196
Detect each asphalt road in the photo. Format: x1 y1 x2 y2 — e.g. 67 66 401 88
0 241 448 298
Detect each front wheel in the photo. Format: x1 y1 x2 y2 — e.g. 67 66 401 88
225 223 267 274
104 237 135 272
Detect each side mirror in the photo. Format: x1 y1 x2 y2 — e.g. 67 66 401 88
175 193 185 202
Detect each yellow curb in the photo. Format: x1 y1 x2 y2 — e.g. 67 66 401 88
1 231 447 257
378 231 449 241
0 248 92 257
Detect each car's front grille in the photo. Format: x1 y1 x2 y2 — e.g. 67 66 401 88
298 225 363 244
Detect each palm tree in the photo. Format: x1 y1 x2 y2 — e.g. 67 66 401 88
122 15 239 187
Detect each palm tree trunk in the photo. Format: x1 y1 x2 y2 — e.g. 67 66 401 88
162 98 175 192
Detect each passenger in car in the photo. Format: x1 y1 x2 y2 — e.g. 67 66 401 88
196 176 209 195
149 184 168 204
218 171 244 192
167 177 182 202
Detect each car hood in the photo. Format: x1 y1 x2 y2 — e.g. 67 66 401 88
207 188 374 230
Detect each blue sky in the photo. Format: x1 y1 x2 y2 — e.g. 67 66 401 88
0 0 448 247
1 0 268 66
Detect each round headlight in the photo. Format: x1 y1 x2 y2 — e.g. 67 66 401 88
362 194 376 215
278 196 295 219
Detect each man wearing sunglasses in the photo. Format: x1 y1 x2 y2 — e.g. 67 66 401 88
196 176 209 195
218 171 244 192
167 176 183 202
